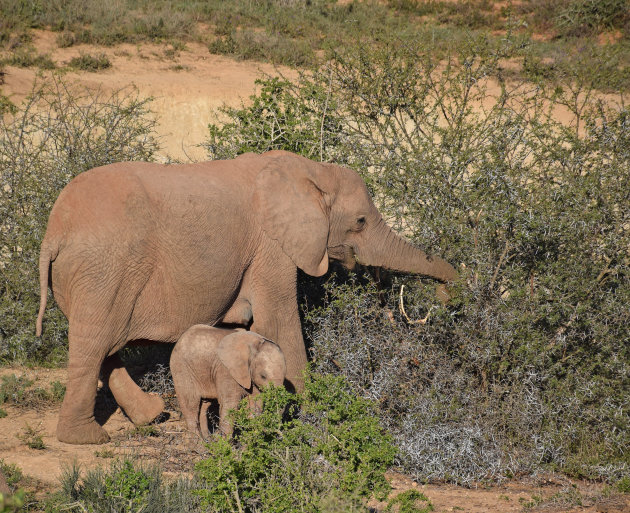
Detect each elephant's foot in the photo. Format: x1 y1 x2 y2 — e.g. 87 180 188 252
122 393 165 426
57 418 110 445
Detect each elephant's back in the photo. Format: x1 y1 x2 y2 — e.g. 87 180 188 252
48 162 161 242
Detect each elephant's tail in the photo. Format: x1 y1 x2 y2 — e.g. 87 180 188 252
35 238 59 337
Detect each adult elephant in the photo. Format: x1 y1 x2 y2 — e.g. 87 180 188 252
36 150 457 444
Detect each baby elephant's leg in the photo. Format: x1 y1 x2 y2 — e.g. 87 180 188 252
199 401 212 439
177 392 202 435
218 396 241 437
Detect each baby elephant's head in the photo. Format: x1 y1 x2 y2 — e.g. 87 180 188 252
217 331 286 391
249 338 286 390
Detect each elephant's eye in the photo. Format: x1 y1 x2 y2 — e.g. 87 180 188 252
261 374 267 380
356 216 366 228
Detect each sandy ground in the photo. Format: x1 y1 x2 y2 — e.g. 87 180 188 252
1 30 296 161
0 367 627 513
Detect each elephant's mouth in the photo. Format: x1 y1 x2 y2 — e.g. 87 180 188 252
327 244 357 270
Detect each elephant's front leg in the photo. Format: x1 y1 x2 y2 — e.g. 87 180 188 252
249 249 307 393
101 354 165 426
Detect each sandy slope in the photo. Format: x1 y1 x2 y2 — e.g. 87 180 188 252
1 30 295 161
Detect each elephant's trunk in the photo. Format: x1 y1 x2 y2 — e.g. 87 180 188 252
356 218 457 283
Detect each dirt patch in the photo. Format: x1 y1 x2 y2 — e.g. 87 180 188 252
1 367 626 513
0 367 204 485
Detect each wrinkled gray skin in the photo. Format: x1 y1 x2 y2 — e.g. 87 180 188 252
171 326 286 437
36 150 457 444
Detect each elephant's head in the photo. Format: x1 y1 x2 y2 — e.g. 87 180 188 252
254 151 457 282
217 331 287 391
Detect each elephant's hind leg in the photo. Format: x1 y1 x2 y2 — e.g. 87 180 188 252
57 327 110 444
101 354 164 426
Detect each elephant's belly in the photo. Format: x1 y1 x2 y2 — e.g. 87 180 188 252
127 265 243 343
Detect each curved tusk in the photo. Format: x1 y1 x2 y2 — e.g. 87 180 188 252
399 285 433 325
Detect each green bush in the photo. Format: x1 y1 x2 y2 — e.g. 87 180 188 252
204 76 342 162
48 460 199 513
205 32 629 483
194 372 396 513
0 76 158 365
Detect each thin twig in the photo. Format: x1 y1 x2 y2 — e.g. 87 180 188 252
320 66 333 162
489 240 510 290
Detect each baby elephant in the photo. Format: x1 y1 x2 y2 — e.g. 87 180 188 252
170 325 286 437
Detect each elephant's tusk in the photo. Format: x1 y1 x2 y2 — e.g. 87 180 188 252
399 285 433 325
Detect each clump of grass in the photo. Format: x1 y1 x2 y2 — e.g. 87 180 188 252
208 30 315 67
0 374 65 409
0 460 23 492
17 423 46 450
128 425 159 438
386 490 434 513
49 459 199 513
3 47 55 69
67 52 111 72
555 0 629 37
94 449 115 459
0 375 33 405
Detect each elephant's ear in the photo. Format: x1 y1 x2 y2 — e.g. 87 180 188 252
254 155 331 277
216 333 252 390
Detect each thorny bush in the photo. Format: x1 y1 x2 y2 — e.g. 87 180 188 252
206 32 629 483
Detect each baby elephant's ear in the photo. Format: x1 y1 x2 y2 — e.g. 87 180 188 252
217 333 252 390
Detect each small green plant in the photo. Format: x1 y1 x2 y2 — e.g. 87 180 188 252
103 460 151 510
67 53 111 72
386 490 434 513
519 494 544 509
0 409 6 418
0 375 33 405
94 449 115 459
616 476 630 494
17 423 46 450
0 461 23 491
194 371 396 513
129 425 159 438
